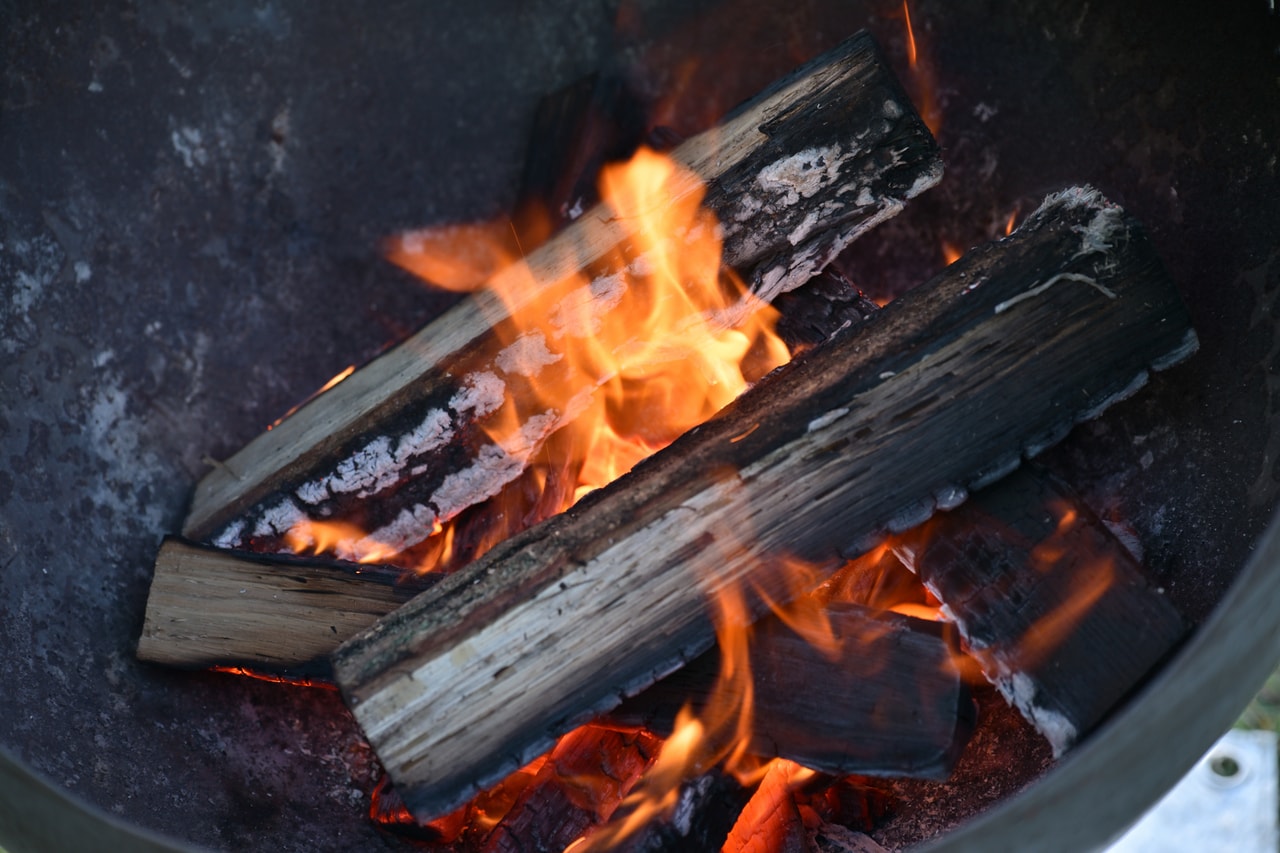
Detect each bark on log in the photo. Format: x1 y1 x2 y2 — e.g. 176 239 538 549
332 186 1198 820
894 464 1187 756
608 604 973 780
135 538 434 675
182 31 942 555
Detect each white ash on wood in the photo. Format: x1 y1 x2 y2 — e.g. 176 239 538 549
331 186 1198 820
182 31 942 559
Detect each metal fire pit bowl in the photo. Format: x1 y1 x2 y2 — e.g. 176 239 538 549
2 1 1278 850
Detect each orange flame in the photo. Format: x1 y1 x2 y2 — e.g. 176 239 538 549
313 146 790 574
570 580 760 850
1009 502 1116 671
903 0 918 67
283 517 419 564
267 364 355 430
901 0 942 137
1004 208 1019 236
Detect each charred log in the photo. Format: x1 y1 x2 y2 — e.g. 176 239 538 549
332 187 1197 820
477 725 662 853
605 770 748 853
608 604 973 780
773 269 881 355
895 464 1187 755
182 31 942 556
136 270 895 676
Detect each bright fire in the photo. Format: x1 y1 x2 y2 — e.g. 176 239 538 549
901 0 942 137
339 145 800 842
341 145 788 574
572 570 782 851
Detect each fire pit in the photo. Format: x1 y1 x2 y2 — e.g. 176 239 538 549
2 1 1278 851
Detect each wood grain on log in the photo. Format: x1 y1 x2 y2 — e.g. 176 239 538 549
183 31 941 554
332 187 1198 820
135 538 433 674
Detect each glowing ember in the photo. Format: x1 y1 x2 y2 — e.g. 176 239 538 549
207 666 338 691
572 578 772 851
722 759 815 853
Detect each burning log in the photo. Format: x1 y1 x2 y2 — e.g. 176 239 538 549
711 761 896 853
608 604 972 780
182 31 942 558
138 543 969 785
332 187 1198 820
136 270 883 676
135 538 434 674
894 464 1187 756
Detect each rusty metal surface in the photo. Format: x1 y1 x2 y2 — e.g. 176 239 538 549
1 0 1277 850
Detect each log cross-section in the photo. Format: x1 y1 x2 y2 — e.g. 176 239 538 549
137 538 435 674
182 31 942 553
332 187 1198 820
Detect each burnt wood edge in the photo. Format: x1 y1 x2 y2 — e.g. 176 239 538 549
336 187 1194 683
909 463 1188 755
920 509 1280 853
